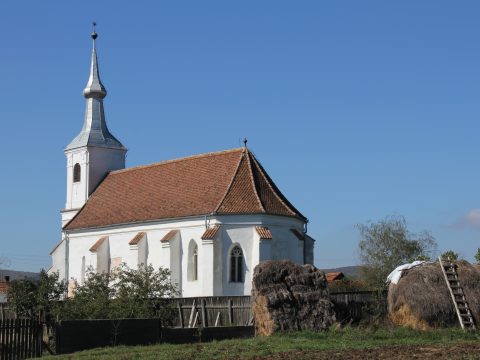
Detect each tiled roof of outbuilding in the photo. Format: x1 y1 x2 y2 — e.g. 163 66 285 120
325 272 345 283
64 148 306 230
0 282 9 295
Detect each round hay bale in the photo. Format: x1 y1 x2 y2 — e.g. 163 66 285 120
388 260 480 329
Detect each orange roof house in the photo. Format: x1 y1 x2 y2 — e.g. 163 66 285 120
325 272 345 283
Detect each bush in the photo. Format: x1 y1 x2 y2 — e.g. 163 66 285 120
7 270 66 319
441 250 459 261
328 278 371 293
62 264 178 321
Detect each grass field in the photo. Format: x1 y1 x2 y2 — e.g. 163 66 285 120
43 326 480 360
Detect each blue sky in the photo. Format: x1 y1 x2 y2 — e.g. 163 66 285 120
1 1 479 271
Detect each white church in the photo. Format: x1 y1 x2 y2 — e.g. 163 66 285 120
49 29 315 297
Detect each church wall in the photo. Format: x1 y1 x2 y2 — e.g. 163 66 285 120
169 234 182 294
56 214 309 298
180 226 204 297
87 147 125 196
96 238 110 274
49 240 66 280
221 226 253 296
65 150 88 210
269 225 304 263
304 236 315 265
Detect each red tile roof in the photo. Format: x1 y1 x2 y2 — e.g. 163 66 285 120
161 230 179 243
0 281 9 294
290 228 305 240
325 272 345 283
65 148 306 230
255 226 272 239
201 225 220 240
128 232 146 245
89 236 108 252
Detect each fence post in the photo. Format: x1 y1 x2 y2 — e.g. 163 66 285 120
201 299 208 327
228 299 233 325
55 321 61 355
177 303 184 328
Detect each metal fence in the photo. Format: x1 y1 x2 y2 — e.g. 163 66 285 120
55 319 254 355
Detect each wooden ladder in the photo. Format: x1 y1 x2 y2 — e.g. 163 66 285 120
438 257 476 330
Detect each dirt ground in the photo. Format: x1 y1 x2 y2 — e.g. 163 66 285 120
253 343 480 359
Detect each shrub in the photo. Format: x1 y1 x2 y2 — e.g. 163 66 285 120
62 264 178 321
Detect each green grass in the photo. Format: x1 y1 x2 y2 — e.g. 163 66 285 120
43 327 480 360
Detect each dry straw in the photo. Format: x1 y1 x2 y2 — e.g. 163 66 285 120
388 260 480 329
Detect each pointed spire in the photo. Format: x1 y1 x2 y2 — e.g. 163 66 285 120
83 22 107 99
65 24 126 151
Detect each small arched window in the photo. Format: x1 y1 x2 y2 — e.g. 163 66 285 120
230 246 243 283
192 245 198 281
73 163 81 183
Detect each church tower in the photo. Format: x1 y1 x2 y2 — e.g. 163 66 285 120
62 25 127 226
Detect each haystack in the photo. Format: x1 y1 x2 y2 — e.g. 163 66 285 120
252 260 335 336
388 260 480 330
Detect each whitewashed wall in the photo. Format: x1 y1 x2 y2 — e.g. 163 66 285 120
62 147 125 227
51 214 310 297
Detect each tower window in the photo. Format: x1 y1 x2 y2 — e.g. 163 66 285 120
230 245 244 283
73 163 81 182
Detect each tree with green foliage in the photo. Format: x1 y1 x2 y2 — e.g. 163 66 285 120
7 278 38 317
441 250 459 261
62 268 115 320
115 264 178 320
7 270 66 318
474 248 480 264
37 270 66 320
357 215 437 289
327 277 371 293
62 264 178 320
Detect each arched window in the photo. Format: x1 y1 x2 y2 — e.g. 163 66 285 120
230 246 243 283
73 163 81 183
193 245 198 281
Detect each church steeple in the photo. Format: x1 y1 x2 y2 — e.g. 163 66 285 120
83 24 107 99
65 23 125 151
62 24 127 226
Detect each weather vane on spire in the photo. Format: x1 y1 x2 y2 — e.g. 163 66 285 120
91 22 98 40
243 138 248 148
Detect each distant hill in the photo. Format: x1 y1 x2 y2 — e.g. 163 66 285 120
0 269 39 281
320 265 363 279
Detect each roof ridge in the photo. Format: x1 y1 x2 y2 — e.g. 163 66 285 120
213 150 245 213
111 147 244 175
245 149 265 213
249 151 303 219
